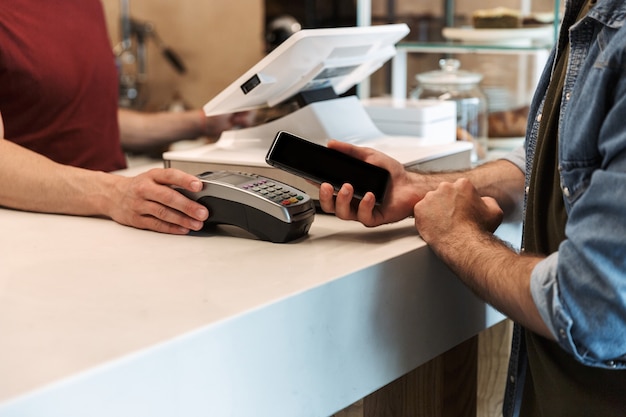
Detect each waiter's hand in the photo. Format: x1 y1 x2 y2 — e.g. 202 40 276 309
108 168 209 235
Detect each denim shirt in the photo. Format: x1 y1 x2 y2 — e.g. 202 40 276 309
504 0 626 370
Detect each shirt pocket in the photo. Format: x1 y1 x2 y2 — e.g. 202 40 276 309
559 158 598 206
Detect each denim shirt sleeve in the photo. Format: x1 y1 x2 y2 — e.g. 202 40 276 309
530 232 626 370
528 12 626 370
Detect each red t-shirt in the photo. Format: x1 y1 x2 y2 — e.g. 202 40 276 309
0 0 127 172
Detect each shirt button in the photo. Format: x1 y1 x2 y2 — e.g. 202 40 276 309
607 360 617 368
536 113 542 122
559 328 567 338
565 92 571 101
563 187 571 197
525 186 530 194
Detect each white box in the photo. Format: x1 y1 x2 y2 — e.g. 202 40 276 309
363 97 456 144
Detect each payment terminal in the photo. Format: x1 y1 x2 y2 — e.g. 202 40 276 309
177 171 315 243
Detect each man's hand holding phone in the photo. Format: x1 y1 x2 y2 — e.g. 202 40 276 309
266 131 435 227
317 140 423 227
266 131 390 203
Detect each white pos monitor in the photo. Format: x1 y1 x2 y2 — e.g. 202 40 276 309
202 24 410 117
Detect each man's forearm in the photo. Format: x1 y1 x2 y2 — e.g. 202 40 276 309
430 225 553 339
410 158 525 217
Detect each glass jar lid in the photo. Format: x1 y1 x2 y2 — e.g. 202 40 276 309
415 59 483 86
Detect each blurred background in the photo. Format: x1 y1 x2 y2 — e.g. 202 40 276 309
101 0 556 118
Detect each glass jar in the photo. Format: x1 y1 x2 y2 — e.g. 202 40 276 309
410 59 488 163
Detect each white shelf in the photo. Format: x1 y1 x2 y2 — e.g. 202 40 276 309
357 0 561 102
390 42 551 101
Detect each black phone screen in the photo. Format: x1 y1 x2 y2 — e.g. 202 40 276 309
266 131 390 204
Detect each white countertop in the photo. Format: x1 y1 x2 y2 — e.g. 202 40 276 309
0 172 521 416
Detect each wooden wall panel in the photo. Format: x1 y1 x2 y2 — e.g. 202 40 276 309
101 0 264 110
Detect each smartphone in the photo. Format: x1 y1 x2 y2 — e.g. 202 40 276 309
265 131 390 204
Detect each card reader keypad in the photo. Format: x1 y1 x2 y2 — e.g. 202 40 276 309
241 178 306 206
